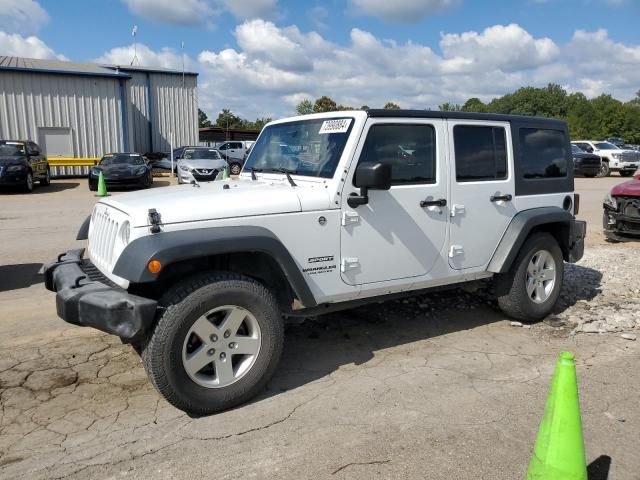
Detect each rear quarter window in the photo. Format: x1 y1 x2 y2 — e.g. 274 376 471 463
519 128 568 179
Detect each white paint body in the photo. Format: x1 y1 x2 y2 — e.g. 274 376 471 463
88 111 573 305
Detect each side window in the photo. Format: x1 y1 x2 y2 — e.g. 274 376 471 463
519 128 568 179
218 143 228 151
231 142 243 149
357 124 436 185
454 125 507 182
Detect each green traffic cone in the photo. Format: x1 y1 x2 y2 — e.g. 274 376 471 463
526 351 587 480
222 166 229 180
96 171 108 197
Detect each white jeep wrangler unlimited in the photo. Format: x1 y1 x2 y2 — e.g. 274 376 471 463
45 110 586 415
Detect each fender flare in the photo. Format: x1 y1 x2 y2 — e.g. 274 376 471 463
112 226 317 307
487 207 575 273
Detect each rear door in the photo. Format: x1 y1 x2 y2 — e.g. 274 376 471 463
448 121 516 270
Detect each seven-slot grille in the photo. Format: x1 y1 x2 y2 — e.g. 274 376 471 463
88 206 121 272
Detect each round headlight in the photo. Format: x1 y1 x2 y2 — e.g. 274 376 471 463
119 221 130 245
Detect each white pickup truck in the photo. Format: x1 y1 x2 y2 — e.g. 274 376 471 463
572 140 640 177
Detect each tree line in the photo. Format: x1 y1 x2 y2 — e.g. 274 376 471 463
199 108 272 131
200 85 640 142
439 84 640 143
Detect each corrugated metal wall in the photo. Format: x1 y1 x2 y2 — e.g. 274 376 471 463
149 74 198 152
127 72 151 154
0 71 125 158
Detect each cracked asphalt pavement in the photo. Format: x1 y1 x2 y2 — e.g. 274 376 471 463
1 178 639 479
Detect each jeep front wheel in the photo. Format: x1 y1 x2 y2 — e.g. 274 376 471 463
142 272 284 415
496 232 564 322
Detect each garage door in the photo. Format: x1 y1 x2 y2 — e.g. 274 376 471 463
38 128 73 158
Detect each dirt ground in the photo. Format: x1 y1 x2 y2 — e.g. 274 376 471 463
1 176 639 480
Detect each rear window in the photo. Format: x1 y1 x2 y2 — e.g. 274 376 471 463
453 125 507 182
519 128 568 179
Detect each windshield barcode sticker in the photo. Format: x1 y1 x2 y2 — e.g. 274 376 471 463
319 119 351 134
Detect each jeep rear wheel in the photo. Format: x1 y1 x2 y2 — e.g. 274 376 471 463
141 272 284 415
496 232 564 322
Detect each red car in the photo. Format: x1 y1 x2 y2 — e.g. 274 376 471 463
603 173 640 240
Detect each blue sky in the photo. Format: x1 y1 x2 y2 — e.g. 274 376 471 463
2 0 639 119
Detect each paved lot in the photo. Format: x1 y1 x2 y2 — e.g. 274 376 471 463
1 177 639 479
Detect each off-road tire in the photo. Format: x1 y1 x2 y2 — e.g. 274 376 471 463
496 232 564 322
141 271 284 415
619 170 634 177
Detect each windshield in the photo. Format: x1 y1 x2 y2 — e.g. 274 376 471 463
100 154 145 166
0 142 26 156
571 145 582 154
183 149 221 160
244 117 354 178
594 142 618 150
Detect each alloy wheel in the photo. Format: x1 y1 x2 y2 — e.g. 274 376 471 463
182 305 261 388
525 250 556 304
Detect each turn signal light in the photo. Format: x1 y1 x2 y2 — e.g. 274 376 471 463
148 259 162 274
574 193 580 215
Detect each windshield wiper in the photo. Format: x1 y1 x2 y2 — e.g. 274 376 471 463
251 168 297 186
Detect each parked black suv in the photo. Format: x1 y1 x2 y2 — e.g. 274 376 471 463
571 144 601 178
0 140 50 192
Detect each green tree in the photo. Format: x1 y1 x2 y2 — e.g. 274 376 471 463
215 109 243 129
313 96 338 113
360 105 370 111
198 108 212 128
384 102 400 110
461 98 487 113
439 102 461 112
296 99 313 115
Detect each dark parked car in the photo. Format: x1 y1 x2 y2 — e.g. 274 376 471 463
88 153 153 191
603 173 640 241
571 144 601 177
0 140 50 192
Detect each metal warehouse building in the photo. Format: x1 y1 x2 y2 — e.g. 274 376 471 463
0 56 198 175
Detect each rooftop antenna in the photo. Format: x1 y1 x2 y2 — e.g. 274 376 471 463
131 25 139 66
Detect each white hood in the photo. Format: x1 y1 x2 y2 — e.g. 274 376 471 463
100 177 332 227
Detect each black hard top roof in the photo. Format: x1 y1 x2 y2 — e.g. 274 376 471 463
366 109 566 127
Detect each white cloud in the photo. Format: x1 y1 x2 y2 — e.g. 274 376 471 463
440 24 560 72
0 0 48 34
0 32 66 60
95 44 195 70
349 0 459 22
222 0 277 19
121 0 215 26
121 0 279 26
191 21 640 120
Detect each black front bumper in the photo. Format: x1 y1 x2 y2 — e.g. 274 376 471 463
43 249 157 341
603 208 640 241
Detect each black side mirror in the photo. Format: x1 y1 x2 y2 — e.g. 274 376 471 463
348 162 392 208
586 147 594 153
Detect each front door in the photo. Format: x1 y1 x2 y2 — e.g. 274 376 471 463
340 119 448 286
447 121 517 270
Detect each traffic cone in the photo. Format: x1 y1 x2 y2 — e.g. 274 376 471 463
222 166 229 180
526 351 587 480
96 171 108 197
